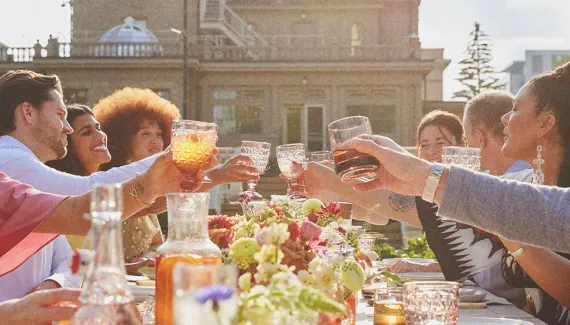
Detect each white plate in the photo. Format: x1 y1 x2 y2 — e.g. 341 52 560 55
398 272 446 281
460 290 487 303
381 258 436 265
460 317 533 325
460 288 476 295
126 275 150 282
130 285 155 295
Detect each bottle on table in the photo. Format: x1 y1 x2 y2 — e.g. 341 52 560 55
71 184 142 325
154 193 222 325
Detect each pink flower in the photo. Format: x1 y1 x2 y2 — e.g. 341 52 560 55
319 202 340 216
301 221 322 242
308 213 318 224
208 215 236 230
288 222 302 241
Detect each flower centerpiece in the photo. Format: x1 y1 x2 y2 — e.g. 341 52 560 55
208 198 380 325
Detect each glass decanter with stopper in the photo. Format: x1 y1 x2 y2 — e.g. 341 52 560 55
155 193 222 325
71 184 142 325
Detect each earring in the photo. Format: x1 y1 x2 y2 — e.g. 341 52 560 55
533 138 545 185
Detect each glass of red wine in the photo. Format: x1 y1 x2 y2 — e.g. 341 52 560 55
328 116 380 180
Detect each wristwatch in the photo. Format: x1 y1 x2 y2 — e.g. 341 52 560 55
422 163 445 203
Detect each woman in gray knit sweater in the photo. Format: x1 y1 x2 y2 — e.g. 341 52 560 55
346 62 570 324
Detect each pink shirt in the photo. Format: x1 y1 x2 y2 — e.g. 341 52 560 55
0 173 66 276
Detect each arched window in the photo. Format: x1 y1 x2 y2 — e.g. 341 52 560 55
351 23 364 57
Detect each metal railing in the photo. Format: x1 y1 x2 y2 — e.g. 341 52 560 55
0 40 415 63
200 0 268 47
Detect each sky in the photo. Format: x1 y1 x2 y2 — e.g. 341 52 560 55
1 0 570 100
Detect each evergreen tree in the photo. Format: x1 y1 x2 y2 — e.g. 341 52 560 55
453 22 504 100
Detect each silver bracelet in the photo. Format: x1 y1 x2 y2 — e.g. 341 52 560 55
422 163 445 203
509 248 525 258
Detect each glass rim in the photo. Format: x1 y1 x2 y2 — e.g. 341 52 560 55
92 183 122 190
166 192 211 199
311 150 332 155
442 146 481 153
276 143 305 152
403 281 461 289
172 119 218 128
328 116 370 132
241 140 271 147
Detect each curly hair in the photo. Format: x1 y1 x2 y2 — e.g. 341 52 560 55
93 87 181 170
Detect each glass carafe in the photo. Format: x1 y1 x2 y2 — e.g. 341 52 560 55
71 184 142 325
155 193 222 325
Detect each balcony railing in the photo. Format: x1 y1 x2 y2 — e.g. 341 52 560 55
0 39 418 63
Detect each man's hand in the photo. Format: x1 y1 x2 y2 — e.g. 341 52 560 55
345 136 432 196
0 288 80 324
206 154 260 185
27 279 61 295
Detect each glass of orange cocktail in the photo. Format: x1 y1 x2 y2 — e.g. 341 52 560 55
171 120 218 191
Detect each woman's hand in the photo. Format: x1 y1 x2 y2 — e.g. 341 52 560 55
345 136 432 196
0 288 80 324
125 257 154 275
388 260 441 273
206 154 260 185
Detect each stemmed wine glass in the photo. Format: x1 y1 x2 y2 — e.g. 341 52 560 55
237 141 271 213
171 120 218 192
276 143 308 201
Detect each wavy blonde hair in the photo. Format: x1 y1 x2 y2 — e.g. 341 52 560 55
93 87 181 170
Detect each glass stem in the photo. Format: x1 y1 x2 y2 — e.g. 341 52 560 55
247 180 258 192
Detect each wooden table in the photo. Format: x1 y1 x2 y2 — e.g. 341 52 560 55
355 285 547 325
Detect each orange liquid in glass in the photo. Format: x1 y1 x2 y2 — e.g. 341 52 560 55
154 254 222 325
172 133 216 175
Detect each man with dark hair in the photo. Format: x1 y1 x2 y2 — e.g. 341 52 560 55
0 70 160 300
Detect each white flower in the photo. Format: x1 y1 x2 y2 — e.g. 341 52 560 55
319 221 344 244
257 223 290 245
297 270 317 287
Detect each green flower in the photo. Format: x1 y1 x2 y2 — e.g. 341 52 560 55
230 238 261 263
298 286 345 314
239 273 252 291
341 259 365 292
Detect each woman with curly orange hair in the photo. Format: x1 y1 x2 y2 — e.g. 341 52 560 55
49 88 258 273
92 87 259 265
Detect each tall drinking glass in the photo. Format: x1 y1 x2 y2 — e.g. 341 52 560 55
442 146 481 171
328 116 379 180
237 141 271 213
276 143 308 201
403 281 460 325
310 150 333 163
171 120 218 192
173 264 238 325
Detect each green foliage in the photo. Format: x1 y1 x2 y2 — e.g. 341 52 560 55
400 233 436 259
374 243 399 260
374 233 436 260
453 22 504 100
556 56 570 67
